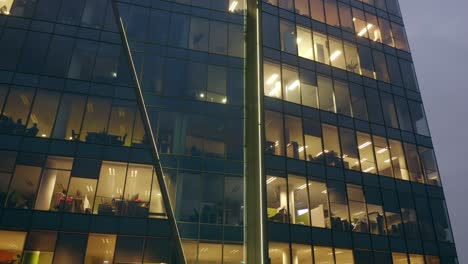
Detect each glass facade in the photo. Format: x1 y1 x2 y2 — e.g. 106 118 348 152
0 0 457 263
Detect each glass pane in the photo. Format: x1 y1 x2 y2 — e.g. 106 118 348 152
6 165 41 209
365 88 384 124
300 69 318 108
263 13 280 49
200 173 223 224
295 0 310 17
324 0 339 27
228 24 244 57
52 94 86 141
266 175 289 223
357 45 374 78
391 22 409 51
338 3 354 32
313 32 329 65
379 17 394 47
84 234 117 264
288 175 310 225
404 143 424 183
189 17 209 52
393 253 409 264
322 124 341 167
329 37 346 70
335 248 354 264
265 111 285 156
224 176 243 225
367 203 385 235
197 243 222 264
373 50 389 82
386 54 403 86
349 84 368 121
23 231 57 264
80 97 112 143
419 147 440 186
282 65 301 104
264 60 282 99
1 87 34 135
269 242 290 264
381 92 399 128
279 0 294 11
285 115 304 160
365 12 381 43
317 75 335 113
389 139 409 181
314 246 334 263
150 171 166 218
107 104 136 146
353 8 369 38
357 132 377 174
0 231 26 263
95 161 127 215
334 80 352 116
122 164 152 217
291 243 313 263
304 119 323 162
328 181 350 231
394 96 413 131
64 177 97 214
35 168 71 211
223 244 244 264
114 236 144 263
209 20 228 55
309 180 330 228
408 100 430 136
280 19 297 54
374 136 393 177
409 254 425 264
339 127 360 171
297 26 314 60
310 0 325 22
344 42 361 74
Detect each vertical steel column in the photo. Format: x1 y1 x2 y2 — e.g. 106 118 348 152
245 0 267 263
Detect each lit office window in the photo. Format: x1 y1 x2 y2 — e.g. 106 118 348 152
388 139 409 181
34 156 73 211
339 127 360 171
309 179 330 228
393 253 409 264
313 32 330 65
304 118 323 162
198 243 222 263
335 248 354 264
322 124 342 167
373 136 393 177
94 161 126 216
223 244 244 264
288 175 310 225
265 111 285 156
123 164 152 217
0 231 26 264
357 132 377 174
84 234 117 264
23 231 57 264
328 181 351 231
291 243 313 263
329 37 346 70
6 165 42 209
285 115 305 160
269 242 290 264
348 184 368 233
264 60 282 99
266 175 289 223
282 65 301 104
280 19 297 54
64 177 97 214
418 147 441 186
314 246 334 263
296 26 313 60
299 69 318 108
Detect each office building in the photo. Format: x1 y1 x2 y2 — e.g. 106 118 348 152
0 0 458 263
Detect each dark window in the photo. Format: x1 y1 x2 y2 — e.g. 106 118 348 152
126 5 149 40
262 13 280 49
148 9 170 44
43 36 74 77
57 0 85 25
200 173 224 224
168 14 189 48
0 29 27 70
380 92 399 128
386 54 403 86
114 236 145 263
81 0 108 29
25 90 60 138
357 45 374 78
209 20 228 55
349 84 368 121
34 0 61 21
365 88 384 124
17 32 51 74
68 39 99 80
394 96 413 132
189 17 209 52
52 94 86 141
93 43 121 82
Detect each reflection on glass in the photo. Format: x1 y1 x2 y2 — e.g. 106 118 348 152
84 234 116 264
264 60 282 99
339 128 360 171
285 115 304 160
282 65 301 104
309 180 330 228
288 175 310 225
317 75 335 113
419 147 440 186
280 19 297 54
329 37 346 70
374 136 393 177
304 119 322 162
322 124 342 167
6 165 41 209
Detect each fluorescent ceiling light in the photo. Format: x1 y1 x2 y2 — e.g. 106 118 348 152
296 37 302 44
357 24 373 37
376 147 388 154
363 167 375 173
297 209 308 216
304 48 313 58
330 50 342 62
229 0 238 12
358 141 372 149
287 80 300 91
266 73 279 85
266 177 277 185
268 81 281 97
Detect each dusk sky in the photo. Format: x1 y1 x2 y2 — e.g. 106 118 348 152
399 0 468 262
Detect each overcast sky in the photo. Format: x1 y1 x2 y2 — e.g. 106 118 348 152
399 0 468 262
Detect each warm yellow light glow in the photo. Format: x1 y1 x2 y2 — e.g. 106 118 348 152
296 37 302 44
228 0 238 12
357 24 373 37
358 141 372 149
304 48 313 58
376 147 388 154
330 50 342 62
363 167 375 173
266 74 279 85
266 177 277 185
268 81 281 97
287 80 300 91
